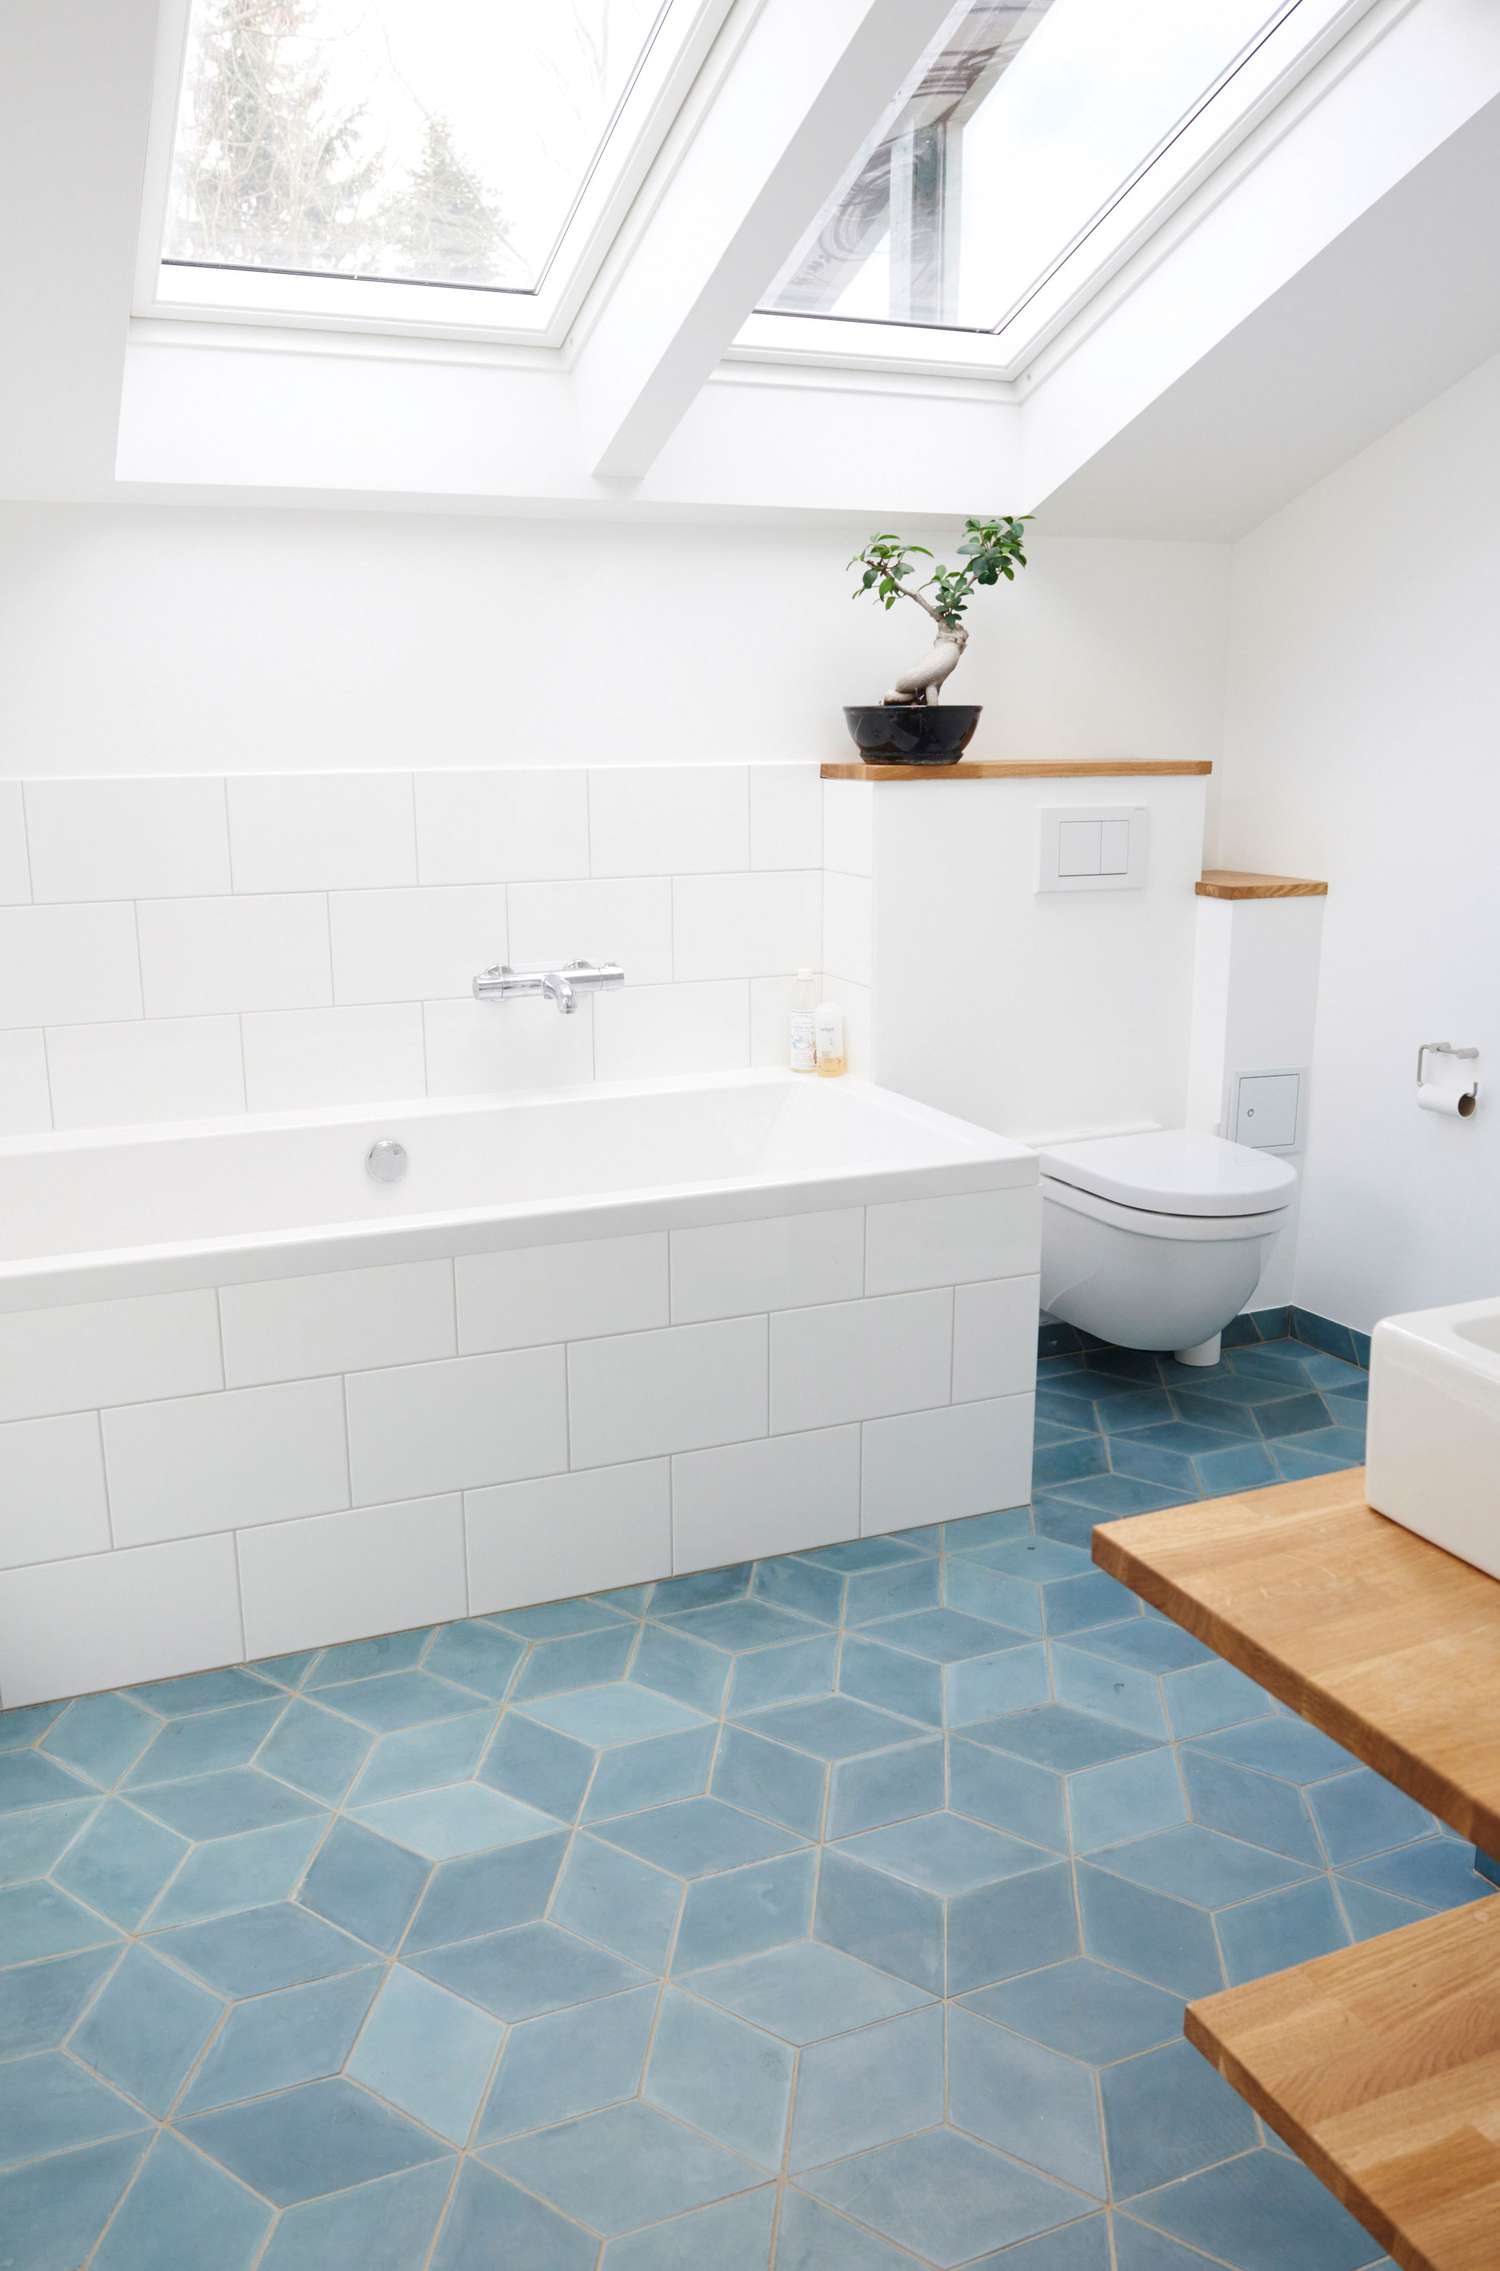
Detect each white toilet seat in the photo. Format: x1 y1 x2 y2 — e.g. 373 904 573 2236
1038 1128 1297 1219
1040 1174 1290 1243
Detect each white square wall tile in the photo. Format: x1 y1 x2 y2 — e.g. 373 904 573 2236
0 783 29 903
138 895 331 1017
770 1290 952 1434
861 1394 1034 1536
221 1260 456 1388
508 878 673 987
238 1496 467 1660
588 768 749 877
866 1189 1041 1295
457 1235 667 1354
415 771 589 885
672 872 821 981
0 905 141 1029
329 886 507 1004
346 1346 567 1505
0 1414 110 1571
0 1031 51 1134
750 767 822 871
672 1427 860 1572
822 781 873 877
467 1462 670 1614
0 1292 221 1425
242 1004 427 1111
670 1210 863 1324
24 778 230 902
0 1535 242 1706
594 981 748 1081
568 1316 767 1469
228 774 417 892
822 872 873 986
46 1017 245 1130
953 1277 1041 1404
102 1378 350 1547
422 997 593 1099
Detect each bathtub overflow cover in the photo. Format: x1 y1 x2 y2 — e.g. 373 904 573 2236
366 1138 409 1184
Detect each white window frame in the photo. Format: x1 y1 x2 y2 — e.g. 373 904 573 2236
733 0 1399 381
133 0 741 346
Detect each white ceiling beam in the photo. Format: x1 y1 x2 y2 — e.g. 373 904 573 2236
0 0 160 499
571 0 955 482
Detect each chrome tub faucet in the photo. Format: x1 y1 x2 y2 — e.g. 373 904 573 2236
472 960 625 1016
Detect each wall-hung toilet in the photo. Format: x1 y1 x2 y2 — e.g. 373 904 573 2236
1038 1130 1297 1365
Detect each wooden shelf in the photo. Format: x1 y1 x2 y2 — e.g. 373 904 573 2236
1197 867 1328 899
1092 1468 1500 1852
819 760 1213 781
1186 1900 1500 2271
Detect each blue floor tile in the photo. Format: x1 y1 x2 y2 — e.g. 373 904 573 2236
1216 1876 1351 1984
145 1817 324 1929
0 1328 1436 2271
409 1919 652 2020
476 1985 657 2141
0 2051 148 2170
299 1817 430 1948
961 1957 1182 2064
790 2002 943 2169
607 2187 777 2269
1127 2146 1377 2270
0 2134 148 2271
259 2161 455 2271
949 2004 1107 2194
70 1943 221 2115
551 1831 682 1968
185 2076 448 2206
799 2127 1085 2265
92 2131 271 2271
0 1943 116 2055
346 1963 502 2144
484 2099 762 2237
40 1693 156 1786
182 1967 381 2113
1100 2039 1257 2196
645 1986 794 2167
152 1900 369 1996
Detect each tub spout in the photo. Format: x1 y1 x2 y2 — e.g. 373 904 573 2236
542 969 576 1015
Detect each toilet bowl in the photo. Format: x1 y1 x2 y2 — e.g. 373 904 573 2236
1039 1129 1297 1365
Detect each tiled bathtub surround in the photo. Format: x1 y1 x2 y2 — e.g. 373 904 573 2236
0 767 826 1132
0 1191 1039 1707
0 1332 1445 2271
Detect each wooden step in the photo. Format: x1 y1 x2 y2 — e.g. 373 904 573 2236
1187 1900 1500 2271
1093 1466 1500 1853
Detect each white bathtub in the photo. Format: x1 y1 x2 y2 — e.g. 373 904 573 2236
0 1072 1040 1704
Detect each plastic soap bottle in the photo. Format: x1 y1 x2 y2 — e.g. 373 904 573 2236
814 995 846 1078
789 969 818 1073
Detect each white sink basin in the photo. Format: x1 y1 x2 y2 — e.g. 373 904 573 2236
1366 1298 1500 1581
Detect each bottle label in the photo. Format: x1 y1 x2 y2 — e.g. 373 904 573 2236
789 1011 817 1073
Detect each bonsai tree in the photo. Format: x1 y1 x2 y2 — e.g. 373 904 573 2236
850 515 1030 705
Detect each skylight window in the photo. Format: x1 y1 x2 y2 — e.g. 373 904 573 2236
144 0 722 331
758 0 1313 338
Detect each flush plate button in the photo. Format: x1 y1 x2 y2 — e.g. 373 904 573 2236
1039 806 1148 892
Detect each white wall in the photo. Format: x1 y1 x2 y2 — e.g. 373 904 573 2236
0 507 1227 776
1219 348 1500 1332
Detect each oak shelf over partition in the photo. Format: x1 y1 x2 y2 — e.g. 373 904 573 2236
819 759 1213 781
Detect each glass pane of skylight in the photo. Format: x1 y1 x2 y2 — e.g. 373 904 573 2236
760 0 1300 333
162 0 672 293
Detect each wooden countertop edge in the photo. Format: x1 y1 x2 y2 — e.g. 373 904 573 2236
1092 1476 1500 1855
819 760 1213 780
1183 1899 1500 2271
1196 868 1329 899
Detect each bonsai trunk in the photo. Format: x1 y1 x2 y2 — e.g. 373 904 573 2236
881 594 969 706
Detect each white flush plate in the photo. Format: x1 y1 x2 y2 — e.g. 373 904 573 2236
1038 807 1148 893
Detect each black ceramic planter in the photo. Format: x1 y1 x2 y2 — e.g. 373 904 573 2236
843 703 982 764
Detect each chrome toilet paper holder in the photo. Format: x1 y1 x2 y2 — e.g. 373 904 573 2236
1416 1040 1479 1113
